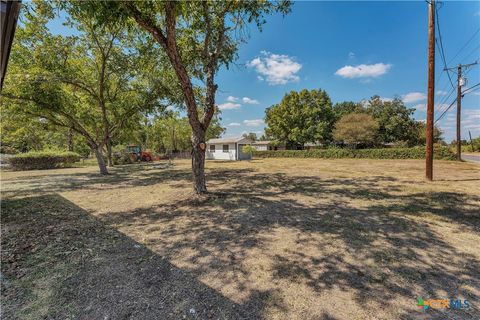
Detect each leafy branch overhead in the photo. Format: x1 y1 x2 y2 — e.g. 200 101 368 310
1 1 180 174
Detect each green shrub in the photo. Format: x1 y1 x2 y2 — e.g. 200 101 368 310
252 146 456 160
241 145 256 154
8 151 81 170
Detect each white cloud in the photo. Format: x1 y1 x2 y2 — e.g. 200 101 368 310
436 90 447 96
413 104 427 112
465 124 480 130
335 63 392 79
243 119 265 127
227 122 240 126
348 52 355 59
247 51 302 85
464 109 480 120
402 92 426 103
226 96 239 102
218 102 241 110
462 111 480 131
242 97 259 105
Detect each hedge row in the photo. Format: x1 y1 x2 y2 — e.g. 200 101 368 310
252 146 456 160
8 151 81 170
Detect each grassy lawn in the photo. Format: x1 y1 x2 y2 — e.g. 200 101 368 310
1 158 479 319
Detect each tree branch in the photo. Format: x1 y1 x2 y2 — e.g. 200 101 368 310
124 2 168 47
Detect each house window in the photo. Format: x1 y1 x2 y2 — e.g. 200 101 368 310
210 145 215 152
223 145 229 153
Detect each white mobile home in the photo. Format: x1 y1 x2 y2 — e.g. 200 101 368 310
206 137 252 160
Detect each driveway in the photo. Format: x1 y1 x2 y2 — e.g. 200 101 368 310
462 154 480 163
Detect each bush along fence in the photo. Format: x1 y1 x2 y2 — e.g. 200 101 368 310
8 151 81 170
252 146 456 160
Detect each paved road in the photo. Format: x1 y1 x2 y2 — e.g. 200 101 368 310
462 154 480 163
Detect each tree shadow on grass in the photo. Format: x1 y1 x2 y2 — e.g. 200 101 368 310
1 163 196 197
101 170 480 319
2 162 262 197
1 195 282 320
2 165 480 319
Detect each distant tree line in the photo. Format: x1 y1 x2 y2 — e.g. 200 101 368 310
264 89 443 149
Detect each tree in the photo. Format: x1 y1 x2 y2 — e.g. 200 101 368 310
74 0 291 193
265 89 335 148
242 132 257 141
411 121 443 146
147 112 224 153
151 114 192 153
0 108 91 156
333 101 364 120
1 2 173 174
333 113 379 147
365 96 417 145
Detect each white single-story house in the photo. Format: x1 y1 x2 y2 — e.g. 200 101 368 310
206 137 252 160
251 141 286 151
304 142 324 150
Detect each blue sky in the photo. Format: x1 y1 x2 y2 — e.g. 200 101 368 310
42 1 480 142
215 1 480 142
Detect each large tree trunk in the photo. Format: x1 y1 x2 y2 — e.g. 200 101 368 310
191 129 207 193
94 146 109 175
106 139 114 167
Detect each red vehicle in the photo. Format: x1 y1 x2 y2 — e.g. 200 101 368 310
127 145 153 162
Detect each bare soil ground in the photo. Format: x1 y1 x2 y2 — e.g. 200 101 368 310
1 158 479 320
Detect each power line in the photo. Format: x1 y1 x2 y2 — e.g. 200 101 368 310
464 86 480 95
434 97 457 124
439 84 456 105
436 74 453 97
435 7 455 89
447 28 480 66
436 85 456 115
458 44 480 65
462 82 480 95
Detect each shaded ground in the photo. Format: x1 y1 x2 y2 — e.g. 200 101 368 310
1 158 479 319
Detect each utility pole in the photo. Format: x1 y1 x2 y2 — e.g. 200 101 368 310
469 131 474 152
444 61 478 161
456 64 462 161
426 0 435 181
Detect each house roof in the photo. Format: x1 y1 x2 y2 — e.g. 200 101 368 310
251 141 271 145
207 137 252 144
251 140 286 146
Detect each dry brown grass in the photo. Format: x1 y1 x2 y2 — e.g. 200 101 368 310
2 158 479 319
